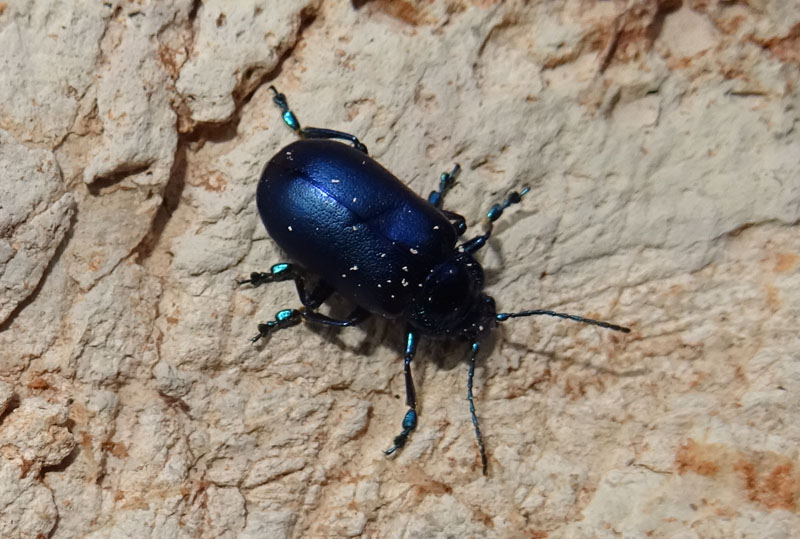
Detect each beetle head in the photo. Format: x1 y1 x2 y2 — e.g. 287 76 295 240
408 254 497 339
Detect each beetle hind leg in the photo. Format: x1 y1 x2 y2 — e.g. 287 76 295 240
241 263 335 341
251 308 302 342
384 328 419 456
269 86 368 154
239 262 331 309
303 307 370 327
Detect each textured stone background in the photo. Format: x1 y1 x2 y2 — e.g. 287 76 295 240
1 0 799 537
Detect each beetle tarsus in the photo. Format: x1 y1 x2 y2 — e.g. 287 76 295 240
251 308 302 343
270 86 368 153
428 163 461 208
238 264 296 288
384 332 420 457
384 409 417 456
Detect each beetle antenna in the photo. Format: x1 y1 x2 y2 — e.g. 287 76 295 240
496 310 630 333
468 341 488 475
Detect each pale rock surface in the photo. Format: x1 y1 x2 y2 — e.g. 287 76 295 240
1 1 799 538
0 131 74 324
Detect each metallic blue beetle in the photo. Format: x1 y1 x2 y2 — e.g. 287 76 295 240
241 87 630 474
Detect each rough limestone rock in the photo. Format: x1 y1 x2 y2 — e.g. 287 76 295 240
1 1 798 537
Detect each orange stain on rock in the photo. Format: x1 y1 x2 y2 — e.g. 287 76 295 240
764 284 781 311
676 439 800 511
27 377 49 390
675 439 720 477
773 252 798 273
751 22 800 67
190 171 228 192
88 253 103 272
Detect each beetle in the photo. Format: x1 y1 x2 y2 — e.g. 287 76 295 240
240 86 630 475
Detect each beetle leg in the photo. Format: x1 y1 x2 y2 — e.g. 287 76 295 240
297 127 369 155
459 186 531 254
237 263 296 287
269 86 369 154
384 329 419 456
239 262 336 308
302 307 370 327
440 209 467 237
428 164 460 208
428 164 467 235
251 308 302 343
294 279 333 310
467 341 488 475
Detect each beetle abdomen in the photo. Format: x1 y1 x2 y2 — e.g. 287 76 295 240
257 140 456 317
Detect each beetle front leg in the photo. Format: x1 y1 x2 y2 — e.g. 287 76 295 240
460 186 530 254
270 86 368 154
384 328 419 456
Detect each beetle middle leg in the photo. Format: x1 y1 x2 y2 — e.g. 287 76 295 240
384 328 419 456
428 164 467 235
270 86 369 154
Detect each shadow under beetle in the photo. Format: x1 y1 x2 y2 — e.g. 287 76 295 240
240 86 630 475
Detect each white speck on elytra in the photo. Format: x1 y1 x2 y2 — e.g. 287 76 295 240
331 179 340 183
352 226 357 231
386 279 391 283
379 253 386 258
402 266 408 272
377 284 382 288
433 225 439 230
342 274 347 278
352 197 357 203
287 226 293 231
350 265 358 271
401 279 408 287
391 294 395 298
409 248 418 254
